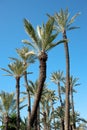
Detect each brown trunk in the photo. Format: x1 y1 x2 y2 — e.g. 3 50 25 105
29 52 47 128
63 30 70 130
61 119 65 130
43 112 47 130
16 77 20 130
24 71 31 130
70 86 76 129
4 115 9 130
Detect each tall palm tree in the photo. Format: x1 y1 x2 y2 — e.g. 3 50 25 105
52 8 80 130
50 70 65 130
1 60 27 130
22 17 63 128
0 91 16 130
16 47 36 130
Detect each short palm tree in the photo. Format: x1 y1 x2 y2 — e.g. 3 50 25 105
52 8 80 130
0 91 16 130
1 60 27 130
22 17 63 128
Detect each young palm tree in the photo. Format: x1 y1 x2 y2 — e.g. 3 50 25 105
50 70 65 130
0 91 16 130
51 9 80 130
41 89 58 130
16 47 36 130
22 17 63 128
70 76 80 129
1 60 27 130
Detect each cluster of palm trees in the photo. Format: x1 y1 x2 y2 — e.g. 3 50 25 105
0 8 87 130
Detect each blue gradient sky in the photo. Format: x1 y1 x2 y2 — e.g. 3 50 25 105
0 0 87 120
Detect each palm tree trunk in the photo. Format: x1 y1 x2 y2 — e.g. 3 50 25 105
37 105 40 130
29 52 47 128
4 115 9 130
70 87 76 129
58 81 64 130
16 77 20 130
24 71 31 130
43 112 47 130
63 30 70 130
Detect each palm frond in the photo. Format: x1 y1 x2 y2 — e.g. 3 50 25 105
0 68 13 75
68 12 80 26
68 26 80 31
24 19 38 43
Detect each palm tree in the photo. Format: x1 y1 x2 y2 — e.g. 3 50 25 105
0 91 16 130
41 89 58 130
16 47 36 130
28 80 40 130
70 76 80 129
1 60 27 130
22 17 63 128
50 70 65 130
52 8 80 130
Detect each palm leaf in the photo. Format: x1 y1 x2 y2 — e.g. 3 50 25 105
68 26 80 31
24 19 38 43
0 68 13 75
68 12 80 26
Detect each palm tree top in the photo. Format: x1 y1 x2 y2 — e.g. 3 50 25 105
50 70 65 84
1 60 27 78
52 8 80 33
22 18 64 55
0 91 16 115
16 47 36 64
70 75 80 92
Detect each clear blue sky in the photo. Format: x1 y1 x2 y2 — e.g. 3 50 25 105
0 0 87 120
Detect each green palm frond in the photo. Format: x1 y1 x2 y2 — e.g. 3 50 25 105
28 80 38 95
0 68 13 76
67 12 80 27
24 19 38 43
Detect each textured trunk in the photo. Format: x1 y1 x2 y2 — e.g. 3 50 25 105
34 105 40 130
29 52 47 128
16 77 20 130
63 30 70 130
24 71 31 130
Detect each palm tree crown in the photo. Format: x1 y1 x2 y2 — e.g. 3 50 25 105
22 18 63 55
53 8 80 33
1 60 27 78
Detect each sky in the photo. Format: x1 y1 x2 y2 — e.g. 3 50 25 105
0 0 87 121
